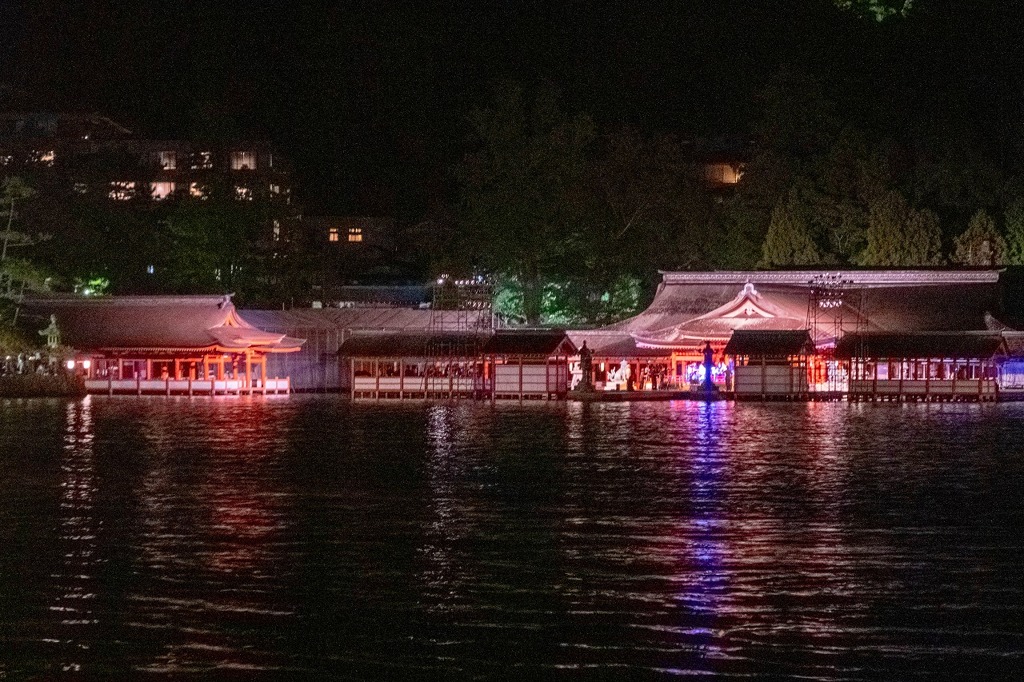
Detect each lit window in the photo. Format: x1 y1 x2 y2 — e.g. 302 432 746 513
0 155 12 166
147 264 155 275
267 152 274 168
269 183 281 194
231 151 257 170
191 151 213 169
272 219 281 242
108 181 136 200
30 150 56 166
73 182 88 194
150 181 176 200
348 227 363 243
704 162 744 185
234 185 253 201
157 150 176 170
189 182 206 199
328 227 340 242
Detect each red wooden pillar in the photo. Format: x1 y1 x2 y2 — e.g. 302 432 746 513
519 355 524 403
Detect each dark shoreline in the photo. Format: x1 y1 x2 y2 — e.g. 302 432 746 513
0 374 87 399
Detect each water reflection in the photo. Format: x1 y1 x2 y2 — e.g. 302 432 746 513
419 404 475 613
130 400 296 675
3 397 1024 678
676 401 729 663
47 397 99 673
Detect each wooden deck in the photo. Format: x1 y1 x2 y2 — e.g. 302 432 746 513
84 377 291 396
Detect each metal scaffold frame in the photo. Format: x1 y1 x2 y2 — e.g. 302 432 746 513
424 274 494 398
806 273 852 394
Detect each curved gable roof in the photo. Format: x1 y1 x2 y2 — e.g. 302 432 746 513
599 270 1006 350
24 296 304 353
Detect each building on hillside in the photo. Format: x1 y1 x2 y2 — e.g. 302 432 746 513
0 112 299 293
319 285 430 309
0 112 294 206
300 216 414 296
688 137 752 192
22 295 304 395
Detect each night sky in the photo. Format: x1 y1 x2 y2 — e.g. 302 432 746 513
2 1 1023 217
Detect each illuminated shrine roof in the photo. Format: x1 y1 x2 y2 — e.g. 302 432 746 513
594 270 1007 352
632 283 821 348
23 295 305 354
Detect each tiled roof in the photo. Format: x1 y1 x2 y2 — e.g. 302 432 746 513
338 332 485 358
240 307 489 333
724 330 815 357
23 296 304 353
338 330 575 358
601 271 1005 351
834 333 1005 360
482 330 576 356
567 332 672 358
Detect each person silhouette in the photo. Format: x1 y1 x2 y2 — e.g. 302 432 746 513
577 341 593 391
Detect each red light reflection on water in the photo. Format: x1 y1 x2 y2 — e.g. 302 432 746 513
132 400 296 675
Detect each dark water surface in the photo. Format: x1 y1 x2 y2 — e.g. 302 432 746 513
2 396 1024 679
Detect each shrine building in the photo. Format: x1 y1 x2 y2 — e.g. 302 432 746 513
24 295 304 395
569 269 1006 393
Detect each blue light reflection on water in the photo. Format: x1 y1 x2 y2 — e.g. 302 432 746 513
678 400 729 672
2 396 1024 678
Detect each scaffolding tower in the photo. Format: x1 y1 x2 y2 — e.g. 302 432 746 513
806 273 851 393
424 274 494 398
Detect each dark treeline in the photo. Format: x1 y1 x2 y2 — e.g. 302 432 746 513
3 1 1024 326
450 72 1024 325
4 1 1023 214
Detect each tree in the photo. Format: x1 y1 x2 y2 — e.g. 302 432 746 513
457 82 595 324
953 209 1006 266
859 190 942 266
721 67 841 269
904 207 945 266
833 0 913 22
761 187 822 266
0 177 37 262
1005 199 1024 265
163 180 272 301
0 177 51 300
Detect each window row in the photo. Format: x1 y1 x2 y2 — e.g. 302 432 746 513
104 181 282 200
0 149 275 171
153 150 267 171
328 227 364 243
